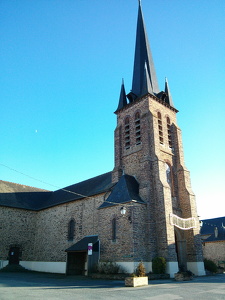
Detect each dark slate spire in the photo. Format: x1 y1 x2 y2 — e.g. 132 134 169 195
141 61 153 96
164 77 174 108
116 79 127 112
129 0 159 100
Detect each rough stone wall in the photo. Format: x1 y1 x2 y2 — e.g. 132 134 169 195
32 194 104 262
0 206 37 261
98 202 148 262
203 241 225 265
113 93 203 264
113 95 178 262
0 192 149 265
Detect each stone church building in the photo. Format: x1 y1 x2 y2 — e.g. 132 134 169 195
0 2 205 277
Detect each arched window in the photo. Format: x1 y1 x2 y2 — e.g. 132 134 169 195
135 112 141 145
167 117 172 148
165 162 175 197
68 219 75 241
124 117 130 149
165 163 172 187
112 218 117 241
157 112 163 144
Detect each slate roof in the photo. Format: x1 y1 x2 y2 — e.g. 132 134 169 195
99 174 145 209
200 216 225 242
115 79 128 112
0 172 114 211
116 1 177 113
0 172 145 212
131 0 159 98
0 180 51 210
44 172 113 210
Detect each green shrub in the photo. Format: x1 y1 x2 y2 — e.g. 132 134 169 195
204 259 218 273
152 257 166 274
135 262 146 277
96 261 120 274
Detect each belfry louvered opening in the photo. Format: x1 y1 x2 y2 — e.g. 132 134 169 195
124 117 130 149
135 112 141 145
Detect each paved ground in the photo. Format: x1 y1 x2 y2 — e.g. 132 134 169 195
0 272 225 300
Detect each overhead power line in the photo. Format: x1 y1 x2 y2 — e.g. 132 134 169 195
0 163 120 205
0 163 92 199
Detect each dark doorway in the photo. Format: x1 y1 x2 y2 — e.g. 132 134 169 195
67 251 87 275
175 230 187 271
8 247 20 265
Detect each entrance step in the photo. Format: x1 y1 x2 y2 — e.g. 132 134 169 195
0 264 29 272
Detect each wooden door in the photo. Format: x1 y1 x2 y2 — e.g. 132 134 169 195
67 252 87 275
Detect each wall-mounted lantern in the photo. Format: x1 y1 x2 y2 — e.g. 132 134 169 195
120 206 126 215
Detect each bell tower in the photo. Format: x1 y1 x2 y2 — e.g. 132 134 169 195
113 1 205 276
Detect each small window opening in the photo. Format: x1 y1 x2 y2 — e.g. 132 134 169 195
68 219 75 241
165 163 172 187
165 162 175 197
112 218 117 241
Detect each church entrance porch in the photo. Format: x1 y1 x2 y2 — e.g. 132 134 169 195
65 235 99 276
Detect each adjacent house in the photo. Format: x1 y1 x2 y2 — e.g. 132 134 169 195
201 217 225 268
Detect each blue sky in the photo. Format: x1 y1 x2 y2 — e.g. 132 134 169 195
0 0 224 219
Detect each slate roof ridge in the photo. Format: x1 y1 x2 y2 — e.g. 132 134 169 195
201 216 225 222
0 180 51 192
0 171 113 211
40 171 113 210
53 171 112 193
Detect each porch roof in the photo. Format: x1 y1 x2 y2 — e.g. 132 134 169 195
65 235 98 252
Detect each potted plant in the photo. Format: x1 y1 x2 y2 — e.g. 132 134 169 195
125 262 148 287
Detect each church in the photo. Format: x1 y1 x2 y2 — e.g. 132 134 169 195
0 1 205 278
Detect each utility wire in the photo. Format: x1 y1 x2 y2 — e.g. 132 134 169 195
0 163 119 205
0 163 94 200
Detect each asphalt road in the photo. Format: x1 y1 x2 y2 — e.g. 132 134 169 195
0 272 225 300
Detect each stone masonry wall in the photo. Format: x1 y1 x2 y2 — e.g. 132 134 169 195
0 206 37 261
113 93 203 264
32 194 104 262
98 202 148 262
203 241 225 265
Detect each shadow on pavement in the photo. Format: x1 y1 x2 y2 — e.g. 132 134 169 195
0 271 225 289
